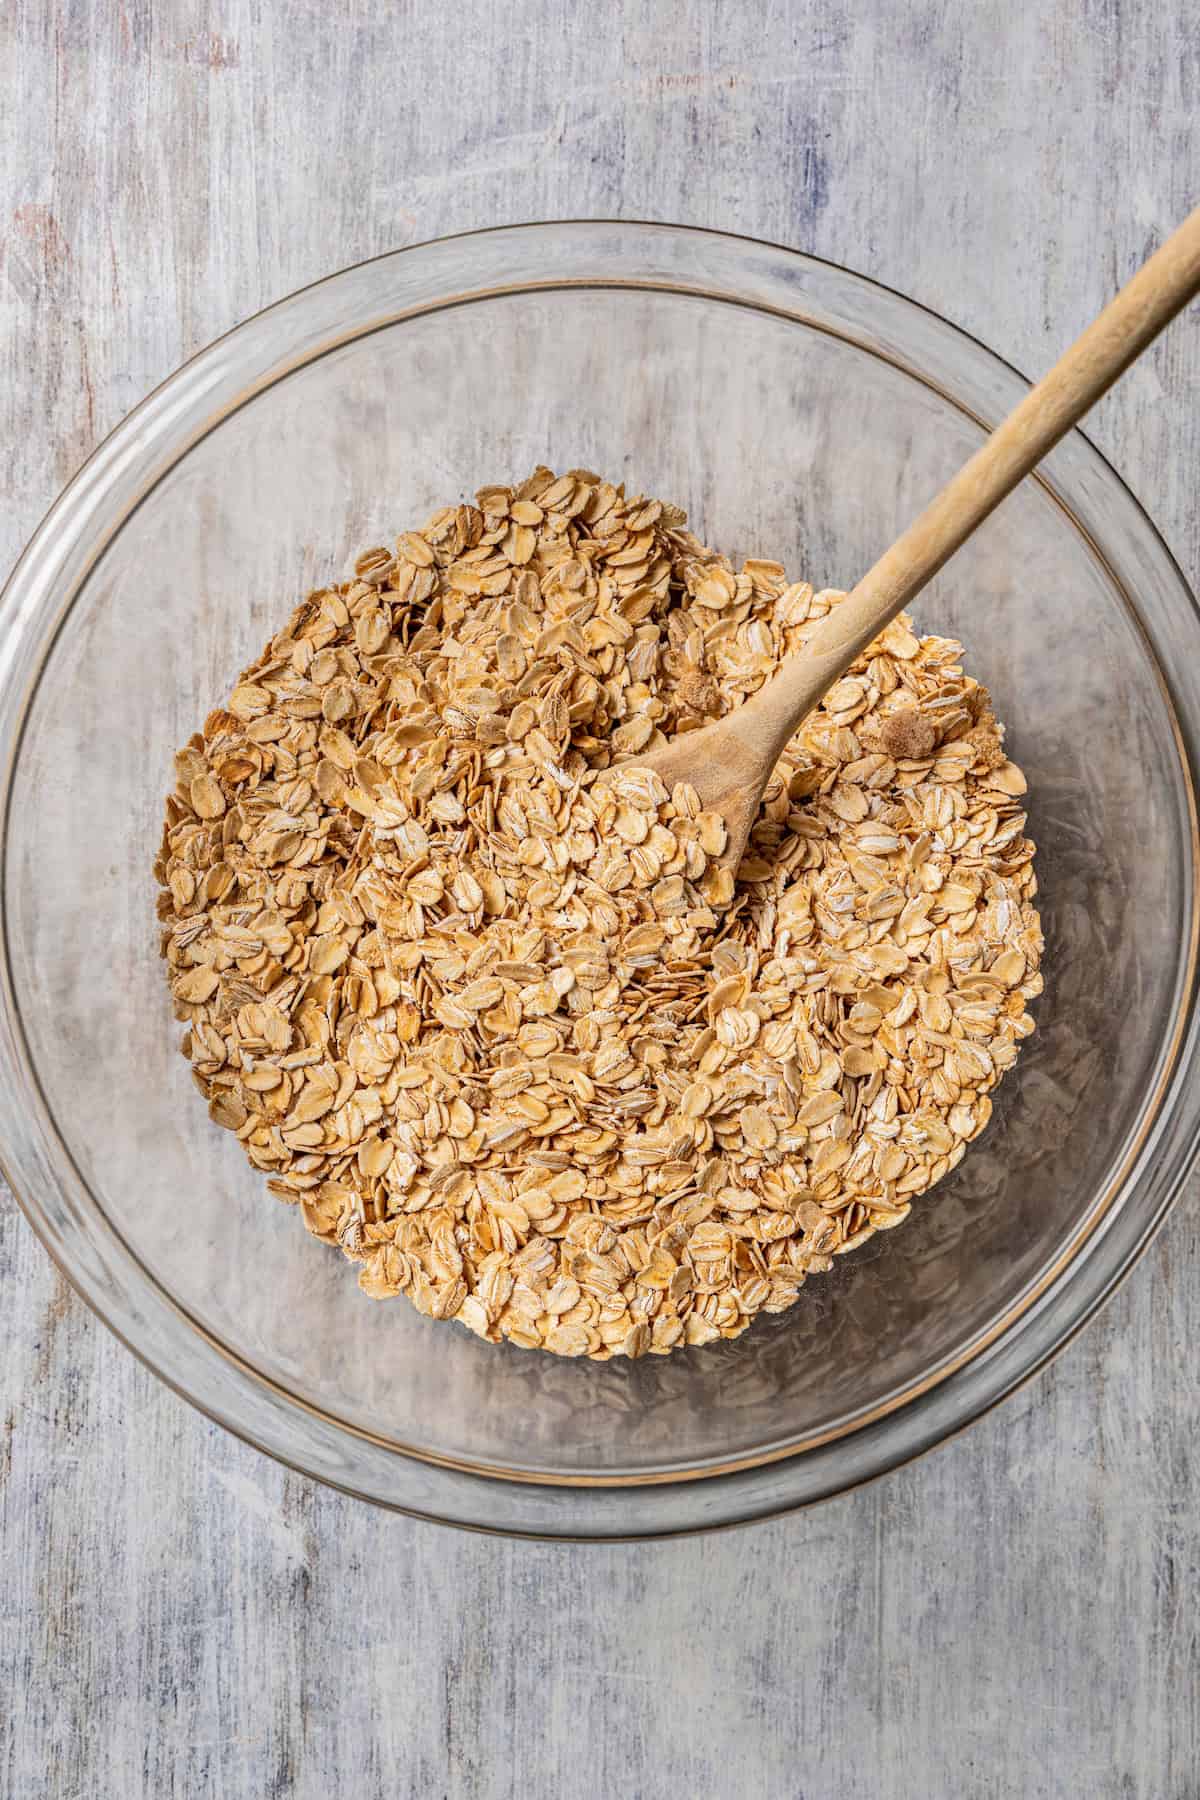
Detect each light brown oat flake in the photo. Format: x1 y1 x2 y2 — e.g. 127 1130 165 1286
155 468 1043 1360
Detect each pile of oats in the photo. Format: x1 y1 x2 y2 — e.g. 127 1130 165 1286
156 467 1042 1360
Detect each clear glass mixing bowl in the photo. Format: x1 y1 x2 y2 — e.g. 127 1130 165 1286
2 222 1198 1538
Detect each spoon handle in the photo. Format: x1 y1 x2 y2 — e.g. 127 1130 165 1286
740 202 1200 763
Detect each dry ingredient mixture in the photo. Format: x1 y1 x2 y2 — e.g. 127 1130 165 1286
156 467 1043 1360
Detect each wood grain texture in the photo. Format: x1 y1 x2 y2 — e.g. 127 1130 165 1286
2 2 1198 1795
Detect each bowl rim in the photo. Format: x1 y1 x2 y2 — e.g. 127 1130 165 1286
2 218 1199 1536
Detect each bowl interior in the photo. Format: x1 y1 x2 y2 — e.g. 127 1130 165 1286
4 280 1192 1482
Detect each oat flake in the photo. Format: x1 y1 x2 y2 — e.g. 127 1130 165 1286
155 468 1042 1360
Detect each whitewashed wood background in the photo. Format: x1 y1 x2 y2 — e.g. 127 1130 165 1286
3 4 1198 1795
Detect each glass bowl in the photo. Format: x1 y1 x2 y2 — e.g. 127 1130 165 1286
2 222 1198 1539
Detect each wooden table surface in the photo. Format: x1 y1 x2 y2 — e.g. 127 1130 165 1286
3 4 1198 1795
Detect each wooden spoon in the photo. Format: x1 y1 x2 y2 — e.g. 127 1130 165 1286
636 204 1200 870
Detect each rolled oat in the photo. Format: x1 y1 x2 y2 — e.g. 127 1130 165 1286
155 468 1042 1359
